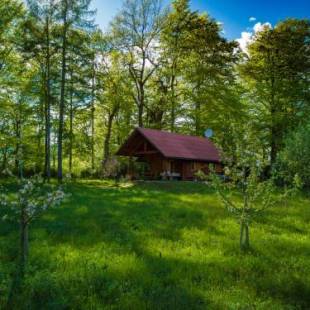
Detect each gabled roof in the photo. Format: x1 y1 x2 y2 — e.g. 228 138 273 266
117 127 220 162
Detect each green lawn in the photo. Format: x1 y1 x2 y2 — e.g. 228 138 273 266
0 180 310 309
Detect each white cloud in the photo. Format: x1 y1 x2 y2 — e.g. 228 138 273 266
236 31 253 53
237 21 272 53
249 17 256 22
253 22 272 33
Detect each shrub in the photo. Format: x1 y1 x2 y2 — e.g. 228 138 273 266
276 121 310 189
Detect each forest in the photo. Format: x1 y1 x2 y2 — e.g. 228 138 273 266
0 0 308 184
0 0 310 308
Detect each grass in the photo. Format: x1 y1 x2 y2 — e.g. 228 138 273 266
0 180 310 309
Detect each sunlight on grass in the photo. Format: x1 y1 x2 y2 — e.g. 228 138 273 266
0 180 309 309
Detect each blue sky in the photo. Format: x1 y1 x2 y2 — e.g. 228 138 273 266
91 0 310 40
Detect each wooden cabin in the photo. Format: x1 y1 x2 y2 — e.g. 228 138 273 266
116 127 222 180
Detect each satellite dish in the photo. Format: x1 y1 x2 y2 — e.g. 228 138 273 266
204 128 213 138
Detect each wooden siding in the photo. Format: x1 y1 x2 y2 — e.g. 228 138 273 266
141 157 222 180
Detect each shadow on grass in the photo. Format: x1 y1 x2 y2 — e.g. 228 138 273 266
1 181 310 309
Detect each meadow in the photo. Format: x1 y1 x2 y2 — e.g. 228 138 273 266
0 180 309 309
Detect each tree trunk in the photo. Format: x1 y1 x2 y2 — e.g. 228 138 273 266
57 0 68 182
15 102 23 179
52 133 56 172
170 99 175 132
103 113 114 169
195 100 201 135
44 15 51 181
170 66 176 132
138 82 144 127
91 61 95 170
269 50 279 168
69 73 73 174
240 220 250 251
14 119 20 174
138 104 143 128
37 89 44 173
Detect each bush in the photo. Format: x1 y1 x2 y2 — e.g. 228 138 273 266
276 121 310 188
102 157 121 178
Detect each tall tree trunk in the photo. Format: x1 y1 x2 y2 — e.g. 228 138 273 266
37 87 44 173
52 133 56 171
138 104 143 128
170 100 175 132
69 71 73 174
170 65 177 132
270 84 278 167
90 61 95 170
15 120 20 174
44 16 51 181
195 100 201 135
103 113 114 168
15 101 23 179
138 82 144 127
57 0 68 182
269 50 278 168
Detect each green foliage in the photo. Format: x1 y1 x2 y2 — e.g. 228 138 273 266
0 180 309 309
0 175 65 222
0 173 65 281
205 116 297 251
239 19 310 165
276 121 310 188
0 0 309 182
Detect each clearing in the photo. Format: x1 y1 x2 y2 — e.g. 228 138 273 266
0 180 309 309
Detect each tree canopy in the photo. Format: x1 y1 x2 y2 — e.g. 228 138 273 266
0 0 309 186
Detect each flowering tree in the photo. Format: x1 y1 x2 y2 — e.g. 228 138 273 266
0 174 65 270
210 166 279 251
203 123 298 252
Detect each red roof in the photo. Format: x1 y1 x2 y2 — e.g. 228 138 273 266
117 127 220 162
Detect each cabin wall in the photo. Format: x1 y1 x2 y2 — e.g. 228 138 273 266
149 155 163 178
136 155 223 180
182 161 223 180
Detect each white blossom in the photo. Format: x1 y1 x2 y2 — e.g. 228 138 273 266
1 175 66 223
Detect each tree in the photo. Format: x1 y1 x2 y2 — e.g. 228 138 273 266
97 50 132 171
239 19 310 167
0 175 65 270
182 14 239 136
110 0 167 127
21 0 59 180
159 0 194 131
210 166 277 251
0 0 24 69
276 120 310 188
0 1 25 174
207 122 294 252
65 28 96 174
55 0 95 181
